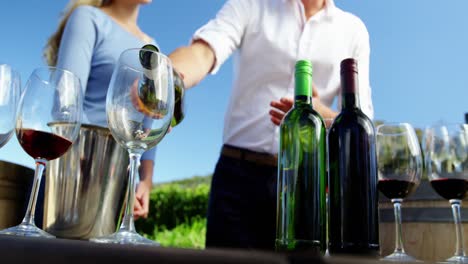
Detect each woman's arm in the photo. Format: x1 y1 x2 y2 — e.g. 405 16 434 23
134 158 154 220
56 7 97 95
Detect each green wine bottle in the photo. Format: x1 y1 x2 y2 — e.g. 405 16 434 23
171 69 185 127
139 44 185 127
276 60 327 253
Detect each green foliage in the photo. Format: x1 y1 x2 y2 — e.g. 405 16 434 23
374 119 385 127
157 175 212 189
135 175 211 248
146 217 207 249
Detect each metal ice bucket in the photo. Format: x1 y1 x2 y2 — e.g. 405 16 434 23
44 124 128 239
0 161 34 229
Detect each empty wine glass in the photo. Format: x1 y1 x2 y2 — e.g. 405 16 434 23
425 124 468 263
0 64 21 148
0 67 82 238
377 123 423 262
90 48 174 245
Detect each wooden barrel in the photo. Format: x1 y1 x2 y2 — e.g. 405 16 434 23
379 179 468 262
0 160 34 228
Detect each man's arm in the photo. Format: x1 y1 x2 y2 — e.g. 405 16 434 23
169 0 252 89
169 40 215 89
312 97 339 120
352 20 373 119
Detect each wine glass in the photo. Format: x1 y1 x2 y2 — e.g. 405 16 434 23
0 67 82 238
0 64 21 148
376 123 423 262
90 48 174 245
425 124 468 263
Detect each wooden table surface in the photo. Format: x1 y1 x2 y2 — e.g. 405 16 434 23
0 235 302 264
0 235 428 264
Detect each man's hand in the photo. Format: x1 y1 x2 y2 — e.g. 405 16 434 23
269 85 337 126
130 78 165 119
134 181 152 220
269 97 293 126
269 85 320 126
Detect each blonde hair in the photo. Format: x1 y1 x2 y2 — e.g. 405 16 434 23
44 0 111 66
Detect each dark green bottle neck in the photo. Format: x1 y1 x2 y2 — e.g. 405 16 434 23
295 70 313 107
295 95 312 106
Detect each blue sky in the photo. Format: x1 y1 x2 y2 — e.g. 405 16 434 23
0 1 466 183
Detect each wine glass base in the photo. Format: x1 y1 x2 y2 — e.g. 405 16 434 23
441 255 468 263
381 252 421 262
89 230 160 246
0 222 55 238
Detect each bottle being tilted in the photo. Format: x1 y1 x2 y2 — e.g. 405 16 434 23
137 44 185 127
276 60 327 253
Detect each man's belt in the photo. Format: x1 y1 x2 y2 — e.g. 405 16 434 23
221 145 278 167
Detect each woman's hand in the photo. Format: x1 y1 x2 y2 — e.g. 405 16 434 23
134 180 152 220
133 160 154 220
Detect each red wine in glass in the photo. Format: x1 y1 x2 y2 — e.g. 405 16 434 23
17 129 72 161
375 123 423 262
430 178 468 200
0 66 82 238
378 179 417 200
425 124 468 262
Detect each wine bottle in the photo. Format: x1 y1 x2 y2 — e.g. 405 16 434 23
276 60 326 253
139 44 185 127
328 58 379 256
171 69 185 127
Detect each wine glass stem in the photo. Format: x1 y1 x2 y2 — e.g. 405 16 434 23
450 199 466 257
391 198 406 254
119 151 143 233
23 160 46 225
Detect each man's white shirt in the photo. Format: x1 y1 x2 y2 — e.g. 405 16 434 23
193 0 373 154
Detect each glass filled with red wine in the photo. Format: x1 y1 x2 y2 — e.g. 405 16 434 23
0 67 82 238
377 123 423 262
90 48 174 245
425 124 468 263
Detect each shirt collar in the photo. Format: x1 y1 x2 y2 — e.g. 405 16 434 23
324 0 337 19
288 0 337 20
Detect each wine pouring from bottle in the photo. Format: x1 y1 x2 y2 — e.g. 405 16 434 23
138 44 185 127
